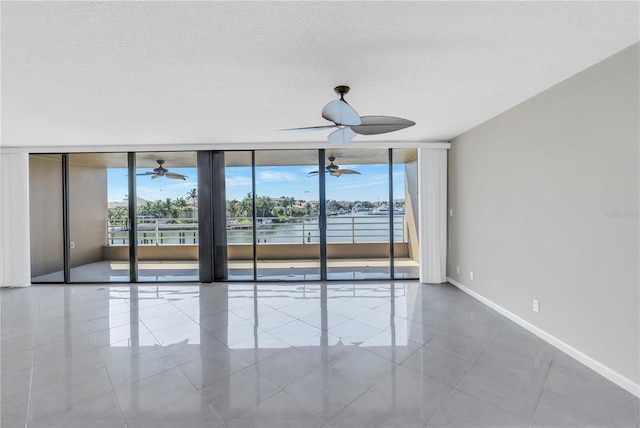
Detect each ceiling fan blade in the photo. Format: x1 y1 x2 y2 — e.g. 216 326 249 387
329 170 342 177
322 100 361 126
338 169 361 175
328 127 357 145
151 175 161 179
308 170 320 175
350 116 415 135
165 172 187 180
136 172 155 176
278 125 337 132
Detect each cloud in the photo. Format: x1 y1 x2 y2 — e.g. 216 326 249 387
258 171 299 182
331 179 388 191
226 176 252 188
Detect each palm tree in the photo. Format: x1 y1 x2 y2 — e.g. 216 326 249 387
227 199 245 218
281 196 296 216
173 197 189 218
108 206 128 219
163 198 176 218
186 188 198 218
241 192 253 218
140 201 154 217
149 200 163 217
256 196 275 218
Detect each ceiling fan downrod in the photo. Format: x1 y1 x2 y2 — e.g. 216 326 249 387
334 85 350 101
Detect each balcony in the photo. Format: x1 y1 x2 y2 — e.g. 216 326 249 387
103 215 413 261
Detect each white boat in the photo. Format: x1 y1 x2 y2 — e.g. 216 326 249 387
369 206 405 215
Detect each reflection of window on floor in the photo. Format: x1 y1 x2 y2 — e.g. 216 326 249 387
106 286 202 347
225 284 410 348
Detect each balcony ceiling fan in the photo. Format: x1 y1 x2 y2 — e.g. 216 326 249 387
136 160 187 180
280 86 415 145
309 156 361 177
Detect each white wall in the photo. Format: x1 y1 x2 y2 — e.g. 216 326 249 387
448 44 639 391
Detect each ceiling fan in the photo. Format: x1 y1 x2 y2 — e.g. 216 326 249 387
136 160 187 180
281 86 415 145
309 156 361 177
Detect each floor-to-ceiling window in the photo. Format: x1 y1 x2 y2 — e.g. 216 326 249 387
134 152 199 282
325 149 392 280
254 150 321 281
225 151 255 280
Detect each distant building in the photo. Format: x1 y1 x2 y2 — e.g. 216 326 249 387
108 197 149 209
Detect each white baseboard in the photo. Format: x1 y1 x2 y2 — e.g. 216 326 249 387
446 277 640 398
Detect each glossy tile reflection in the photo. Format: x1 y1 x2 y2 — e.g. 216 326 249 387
1 281 637 428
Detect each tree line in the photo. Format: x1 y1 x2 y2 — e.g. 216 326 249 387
226 193 316 218
109 189 392 220
108 189 198 220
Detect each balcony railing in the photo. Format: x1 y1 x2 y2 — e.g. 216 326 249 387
108 215 407 246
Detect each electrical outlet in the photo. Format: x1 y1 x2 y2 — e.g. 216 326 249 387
469 271 474 280
456 265 460 274
533 299 540 313
70 241 75 249
449 209 453 217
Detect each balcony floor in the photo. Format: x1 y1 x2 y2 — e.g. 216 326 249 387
32 259 420 283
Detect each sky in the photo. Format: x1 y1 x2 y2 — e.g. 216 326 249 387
108 164 406 203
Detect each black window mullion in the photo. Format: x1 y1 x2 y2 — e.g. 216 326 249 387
388 149 395 279
197 151 213 283
62 154 70 283
319 149 327 281
251 151 257 281
128 152 138 282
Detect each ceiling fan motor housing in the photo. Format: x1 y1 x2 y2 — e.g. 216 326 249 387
334 86 350 99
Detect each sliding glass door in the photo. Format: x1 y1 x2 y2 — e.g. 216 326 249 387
135 152 199 282
324 149 392 280
255 150 320 281
225 151 254 280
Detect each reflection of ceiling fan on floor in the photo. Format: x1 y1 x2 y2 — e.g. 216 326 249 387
136 160 187 180
281 86 415 145
309 156 361 177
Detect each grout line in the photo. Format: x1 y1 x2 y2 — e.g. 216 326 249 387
103 377 127 427
529 353 554 427
425 382 457 427
22 293 41 428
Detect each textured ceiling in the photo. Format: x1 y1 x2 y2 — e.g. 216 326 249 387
1 1 638 149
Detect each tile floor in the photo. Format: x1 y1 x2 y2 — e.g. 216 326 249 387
1 281 638 427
